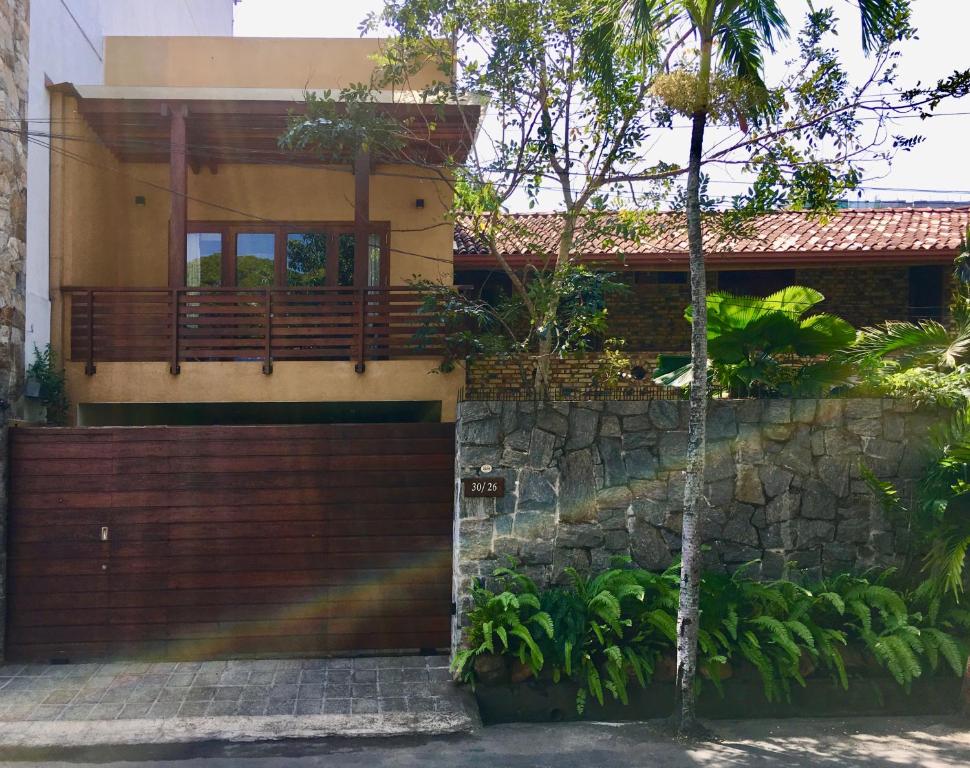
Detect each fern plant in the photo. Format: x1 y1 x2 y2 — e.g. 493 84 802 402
807 571 957 689
451 565 554 685
698 569 821 702
452 562 967 707
562 565 650 714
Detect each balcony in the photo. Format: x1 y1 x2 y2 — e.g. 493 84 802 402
64 286 444 375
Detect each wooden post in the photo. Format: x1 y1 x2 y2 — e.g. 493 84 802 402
170 289 181 375
354 150 371 289
84 291 96 376
355 289 367 374
168 103 188 289
262 290 273 375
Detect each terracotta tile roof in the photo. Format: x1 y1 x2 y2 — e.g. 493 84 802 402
453 208 970 268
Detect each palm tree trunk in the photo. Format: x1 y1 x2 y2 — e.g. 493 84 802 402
674 39 712 738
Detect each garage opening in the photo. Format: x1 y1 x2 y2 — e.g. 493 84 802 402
76 401 443 427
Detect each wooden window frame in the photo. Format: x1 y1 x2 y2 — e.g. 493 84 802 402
187 221 391 288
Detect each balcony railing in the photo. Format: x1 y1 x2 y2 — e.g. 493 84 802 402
64 286 445 375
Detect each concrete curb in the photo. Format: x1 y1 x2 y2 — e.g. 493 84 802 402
0 711 478 749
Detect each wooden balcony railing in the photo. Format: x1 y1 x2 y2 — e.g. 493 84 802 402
64 286 446 375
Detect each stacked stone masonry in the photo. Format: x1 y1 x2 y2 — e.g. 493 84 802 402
454 399 935 641
0 0 28 661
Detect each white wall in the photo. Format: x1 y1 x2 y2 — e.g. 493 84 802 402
100 0 235 37
24 0 235 366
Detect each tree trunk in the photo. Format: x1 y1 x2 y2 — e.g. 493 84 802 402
674 39 712 739
962 653 970 716
533 217 577 398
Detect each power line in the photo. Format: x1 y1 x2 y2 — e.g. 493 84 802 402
30 134 458 269
11 122 970 200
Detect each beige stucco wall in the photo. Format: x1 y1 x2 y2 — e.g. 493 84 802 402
66 361 464 422
51 84 460 420
82 164 454 287
103 37 450 91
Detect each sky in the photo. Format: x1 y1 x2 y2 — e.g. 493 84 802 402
234 0 970 212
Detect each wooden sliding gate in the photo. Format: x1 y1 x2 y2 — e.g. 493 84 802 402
6 423 455 662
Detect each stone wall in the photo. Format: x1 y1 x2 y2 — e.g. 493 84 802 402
454 399 936 645
0 0 29 659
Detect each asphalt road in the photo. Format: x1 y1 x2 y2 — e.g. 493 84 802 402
1 716 968 767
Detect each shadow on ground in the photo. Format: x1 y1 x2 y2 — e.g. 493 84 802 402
0 716 968 767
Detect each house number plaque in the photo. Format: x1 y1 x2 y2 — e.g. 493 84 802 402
462 477 505 498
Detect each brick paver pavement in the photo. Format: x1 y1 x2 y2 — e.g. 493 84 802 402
0 656 457 722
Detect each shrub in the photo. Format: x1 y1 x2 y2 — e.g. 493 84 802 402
451 566 553 684
26 344 69 426
454 561 967 711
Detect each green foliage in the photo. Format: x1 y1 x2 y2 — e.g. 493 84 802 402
280 86 407 162
862 410 970 599
27 344 69 426
410 266 628 375
845 248 970 407
456 561 965 710
654 286 855 396
285 234 329 287
451 566 554 684
845 317 970 408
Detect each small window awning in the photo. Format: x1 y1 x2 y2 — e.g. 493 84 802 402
55 83 485 166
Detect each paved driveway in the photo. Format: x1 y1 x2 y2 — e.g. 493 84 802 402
0 656 456 721
0 656 476 749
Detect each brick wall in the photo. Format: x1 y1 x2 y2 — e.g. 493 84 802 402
604 266 939 353
467 352 677 394
606 277 694 351
0 0 28 660
796 267 911 329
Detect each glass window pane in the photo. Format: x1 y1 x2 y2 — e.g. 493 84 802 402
368 233 382 287
286 233 328 287
236 233 276 288
186 233 222 287
337 233 356 287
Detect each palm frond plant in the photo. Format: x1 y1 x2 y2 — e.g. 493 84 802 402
844 229 970 407
654 286 856 397
864 410 970 599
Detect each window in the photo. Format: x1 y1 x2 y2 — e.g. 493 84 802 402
235 233 275 288
337 233 356 287
717 269 796 296
286 234 328 287
909 265 945 320
186 223 389 288
186 232 223 288
368 233 382 287
632 271 688 285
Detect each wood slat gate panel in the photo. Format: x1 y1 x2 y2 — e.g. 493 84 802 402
7 423 455 662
